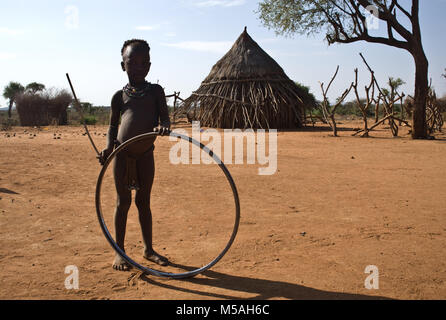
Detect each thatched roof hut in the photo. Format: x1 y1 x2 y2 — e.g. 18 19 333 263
176 27 308 129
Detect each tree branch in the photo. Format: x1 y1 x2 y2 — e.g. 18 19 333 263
356 0 414 43
332 32 410 50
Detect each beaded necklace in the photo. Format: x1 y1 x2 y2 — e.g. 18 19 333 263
123 81 150 98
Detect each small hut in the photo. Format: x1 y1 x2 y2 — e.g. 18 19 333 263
176 27 309 129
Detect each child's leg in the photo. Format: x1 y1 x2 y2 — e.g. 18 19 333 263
135 147 168 266
112 152 132 271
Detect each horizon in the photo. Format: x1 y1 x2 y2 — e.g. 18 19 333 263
1 0 446 109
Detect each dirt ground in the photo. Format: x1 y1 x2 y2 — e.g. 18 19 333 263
0 120 445 300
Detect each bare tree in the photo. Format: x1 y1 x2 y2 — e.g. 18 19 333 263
352 68 374 137
258 0 429 139
318 66 353 137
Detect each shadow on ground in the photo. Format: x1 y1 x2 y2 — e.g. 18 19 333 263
136 263 392 300
0 188 19 195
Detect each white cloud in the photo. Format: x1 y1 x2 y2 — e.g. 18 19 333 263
0 27 24 36
135 25 161 31
192 0 246 7
162 41 233 54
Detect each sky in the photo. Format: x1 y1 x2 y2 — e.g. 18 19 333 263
1 0 446 108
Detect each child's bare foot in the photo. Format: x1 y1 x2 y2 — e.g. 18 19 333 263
143 250 169 266
113 254 132 271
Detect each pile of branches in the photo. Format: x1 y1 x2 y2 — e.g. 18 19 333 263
404 89 444 135
15 88 72 126
424 89 443 134
317 53 443 138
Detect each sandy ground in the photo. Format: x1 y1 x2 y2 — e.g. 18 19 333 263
0 120 445 300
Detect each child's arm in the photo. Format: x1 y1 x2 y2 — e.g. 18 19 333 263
155 85 171 136
99 91 122 164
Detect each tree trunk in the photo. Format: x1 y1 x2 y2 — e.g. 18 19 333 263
362 115 368 137
410 48 429 139
330 114 338 137
400 97 404 125
374 102 379 123
8 100 13 119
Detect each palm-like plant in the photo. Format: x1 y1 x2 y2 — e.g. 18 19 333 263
3 82 25 118
388 77 406 100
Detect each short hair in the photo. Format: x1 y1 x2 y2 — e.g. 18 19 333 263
121 39 151 56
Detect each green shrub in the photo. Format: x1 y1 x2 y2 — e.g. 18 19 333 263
82 115 97 125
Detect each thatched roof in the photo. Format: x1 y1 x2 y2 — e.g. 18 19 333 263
175 27 309 129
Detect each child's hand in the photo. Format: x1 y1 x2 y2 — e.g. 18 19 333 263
154 126 171 136
98 148 113 166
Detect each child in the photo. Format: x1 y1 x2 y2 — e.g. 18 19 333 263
100 39 171 271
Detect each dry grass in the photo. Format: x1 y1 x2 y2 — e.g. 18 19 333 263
15 89 72 126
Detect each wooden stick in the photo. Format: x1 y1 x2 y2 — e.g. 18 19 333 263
66 73 101 157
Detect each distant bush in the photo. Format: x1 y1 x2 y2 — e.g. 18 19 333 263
0 110 19 127
67 106 110 125
82 115 97 125
295 81 318 112
317 99 403 118
1 118 18 131
89 107 110 125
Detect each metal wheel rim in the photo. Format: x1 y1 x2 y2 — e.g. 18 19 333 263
95 131 241 279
